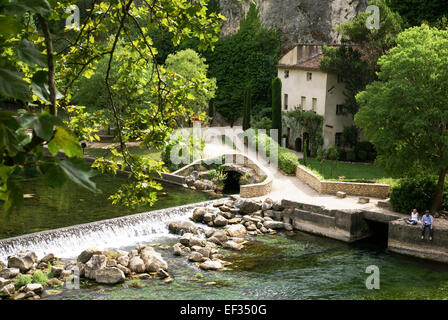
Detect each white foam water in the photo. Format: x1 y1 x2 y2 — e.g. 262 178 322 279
0 200 219 263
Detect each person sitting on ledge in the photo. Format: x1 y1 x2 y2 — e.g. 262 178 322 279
404 209 420 225
421 210 434 241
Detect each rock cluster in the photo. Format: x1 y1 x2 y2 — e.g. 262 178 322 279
0 244 170 300
0 250 57 300
170 197 294 271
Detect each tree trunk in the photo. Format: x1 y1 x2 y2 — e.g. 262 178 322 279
37 14 57 116
431 168 448 213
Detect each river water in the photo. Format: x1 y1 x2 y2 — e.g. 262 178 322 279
2 174 448 300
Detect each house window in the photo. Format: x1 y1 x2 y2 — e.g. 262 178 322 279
312 98 317 112
335 133 343 147
337 74 343 83
307 72 313 81
284 94 289 111
301 96 306 109
284 70 289 79
336 104 344 115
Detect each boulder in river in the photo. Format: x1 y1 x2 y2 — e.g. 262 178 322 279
95 267 125 284
7 251 38 272
77 248 103 264
234 198 261 214
0 268 20 279
226 224 247 238
140 247 168 272
199 260 223 271
263 221 285 230
128 256 146 273
213 214 228 227
168 220 198 235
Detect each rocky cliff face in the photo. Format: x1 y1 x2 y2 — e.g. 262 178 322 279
219 0 368 51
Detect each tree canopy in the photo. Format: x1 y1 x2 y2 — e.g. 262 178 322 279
0 0 223 214
165 49 216 117
355 25 448 211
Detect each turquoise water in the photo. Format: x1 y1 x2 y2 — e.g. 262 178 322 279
41 232 448 300
0 174 218 239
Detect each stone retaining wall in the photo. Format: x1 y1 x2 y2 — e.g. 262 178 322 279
296 164 390 199
174 153 273 198
388 220 448 264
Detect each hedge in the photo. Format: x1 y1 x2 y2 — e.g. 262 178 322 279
390 176 448 214
245 131 299 175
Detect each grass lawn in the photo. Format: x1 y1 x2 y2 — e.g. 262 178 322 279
84 145 162 161
299 158 399 186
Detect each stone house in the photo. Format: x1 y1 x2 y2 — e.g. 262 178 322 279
277 44 356 152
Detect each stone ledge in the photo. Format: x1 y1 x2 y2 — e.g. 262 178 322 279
388 220 448 264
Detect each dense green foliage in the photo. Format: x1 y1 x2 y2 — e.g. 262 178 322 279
283 109 323 157
245 131 299 175
0 0 223 213
355 25 448 211
271 77 282 144
165 49 217 116
387 0 448 27
206 3 280 124
321 0 403 118
390 176 448 214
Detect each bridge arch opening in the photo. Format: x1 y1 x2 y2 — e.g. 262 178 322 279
223 171 243 195
363 220 389 248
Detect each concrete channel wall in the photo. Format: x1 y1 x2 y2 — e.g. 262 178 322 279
280 199 448 264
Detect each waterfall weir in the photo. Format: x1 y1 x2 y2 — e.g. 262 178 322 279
0 200 219 263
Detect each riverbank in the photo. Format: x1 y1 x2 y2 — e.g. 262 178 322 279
1 197 448 300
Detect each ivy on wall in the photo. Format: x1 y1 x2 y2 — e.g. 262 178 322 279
283 109 323 156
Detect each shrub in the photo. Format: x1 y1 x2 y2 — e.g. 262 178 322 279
346 151 356 162
390 176 436 214
15 274 32 288
355 141 377 162
32 270 48 285
327 146 340 161
278 148 299 174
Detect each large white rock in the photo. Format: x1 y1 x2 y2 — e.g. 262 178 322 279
199 260 223 271
140 247 168 272
24 283 43 294
95 267 125 284
7 251 38 272
128 256 146 273
226 224 247 238
0 268 20 279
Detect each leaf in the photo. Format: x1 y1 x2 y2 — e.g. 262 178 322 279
0 68 31 101
0 120 23 157
59 158 99 193
15 0 51 16
20 112 62 140
42 162 67 188
18 39 46 67
0 15 20 36
47 126 82 157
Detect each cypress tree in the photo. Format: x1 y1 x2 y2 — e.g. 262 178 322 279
271 77 282 144
243 88 252 131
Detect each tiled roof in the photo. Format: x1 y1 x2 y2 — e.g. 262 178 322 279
277 53 324 71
